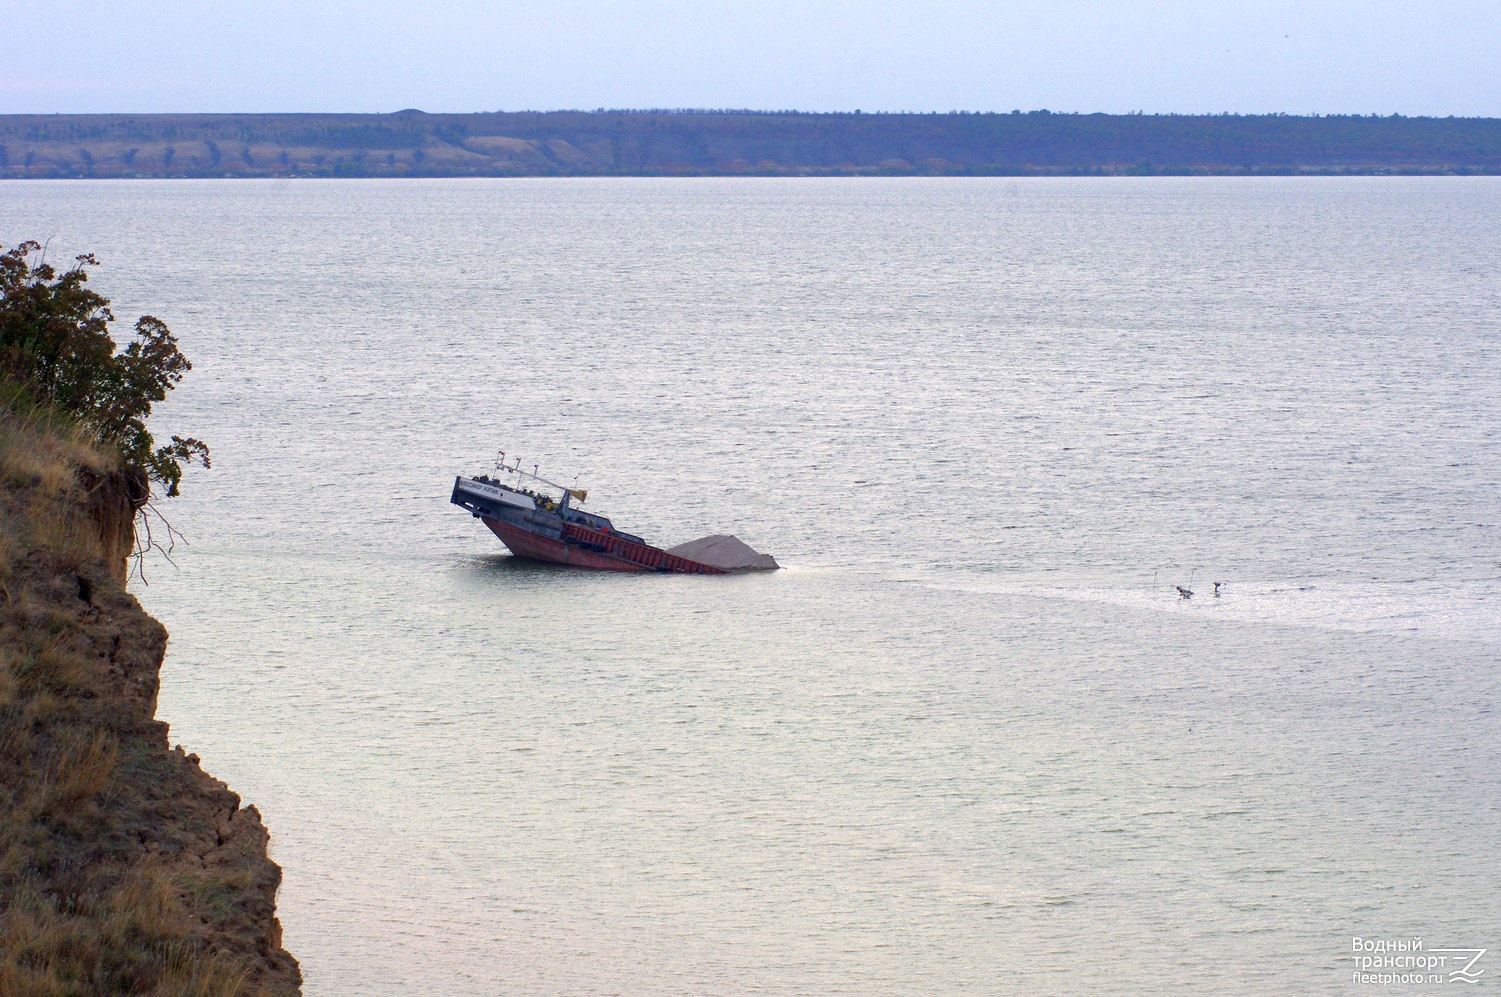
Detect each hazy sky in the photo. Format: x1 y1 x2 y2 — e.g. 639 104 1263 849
4 1 1498 116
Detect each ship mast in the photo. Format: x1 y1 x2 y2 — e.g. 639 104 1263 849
493 450 584 510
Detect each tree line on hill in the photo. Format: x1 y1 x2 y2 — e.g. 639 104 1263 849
2 110 1498 178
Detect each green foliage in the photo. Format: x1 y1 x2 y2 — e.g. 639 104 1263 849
0 242 208 497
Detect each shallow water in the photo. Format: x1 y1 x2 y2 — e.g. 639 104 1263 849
6 177 1498 994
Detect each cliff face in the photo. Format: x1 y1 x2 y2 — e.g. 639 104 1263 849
0 414 299 996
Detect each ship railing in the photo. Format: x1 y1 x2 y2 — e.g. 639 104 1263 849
560 522 725 575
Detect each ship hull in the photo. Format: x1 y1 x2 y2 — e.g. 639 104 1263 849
482 516 649 572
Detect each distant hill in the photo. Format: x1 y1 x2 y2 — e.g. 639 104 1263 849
3 110 1499 178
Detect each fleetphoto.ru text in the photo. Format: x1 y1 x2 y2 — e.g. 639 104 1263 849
1351 937 1486 987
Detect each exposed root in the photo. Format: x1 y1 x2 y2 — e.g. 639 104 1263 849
131 502 189 586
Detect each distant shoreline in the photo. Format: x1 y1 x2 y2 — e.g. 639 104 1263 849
4 110 1499 179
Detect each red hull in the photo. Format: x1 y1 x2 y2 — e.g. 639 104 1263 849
483 517 646 571
481 517 725 574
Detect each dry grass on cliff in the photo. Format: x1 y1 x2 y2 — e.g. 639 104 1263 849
0 401 115 569
0 409 294 996
0 869 256 997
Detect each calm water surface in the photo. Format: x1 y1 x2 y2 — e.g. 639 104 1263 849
5 178 1498 994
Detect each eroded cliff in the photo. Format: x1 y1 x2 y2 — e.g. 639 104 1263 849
0 413 300 996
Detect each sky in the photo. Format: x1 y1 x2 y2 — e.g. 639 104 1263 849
3 0 1498 117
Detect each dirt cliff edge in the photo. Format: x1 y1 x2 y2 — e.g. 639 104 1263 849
0 416 300 996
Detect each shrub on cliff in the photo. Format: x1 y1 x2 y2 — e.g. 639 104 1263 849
0 241 208 497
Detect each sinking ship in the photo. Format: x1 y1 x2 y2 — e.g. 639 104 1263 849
451 452 778 573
